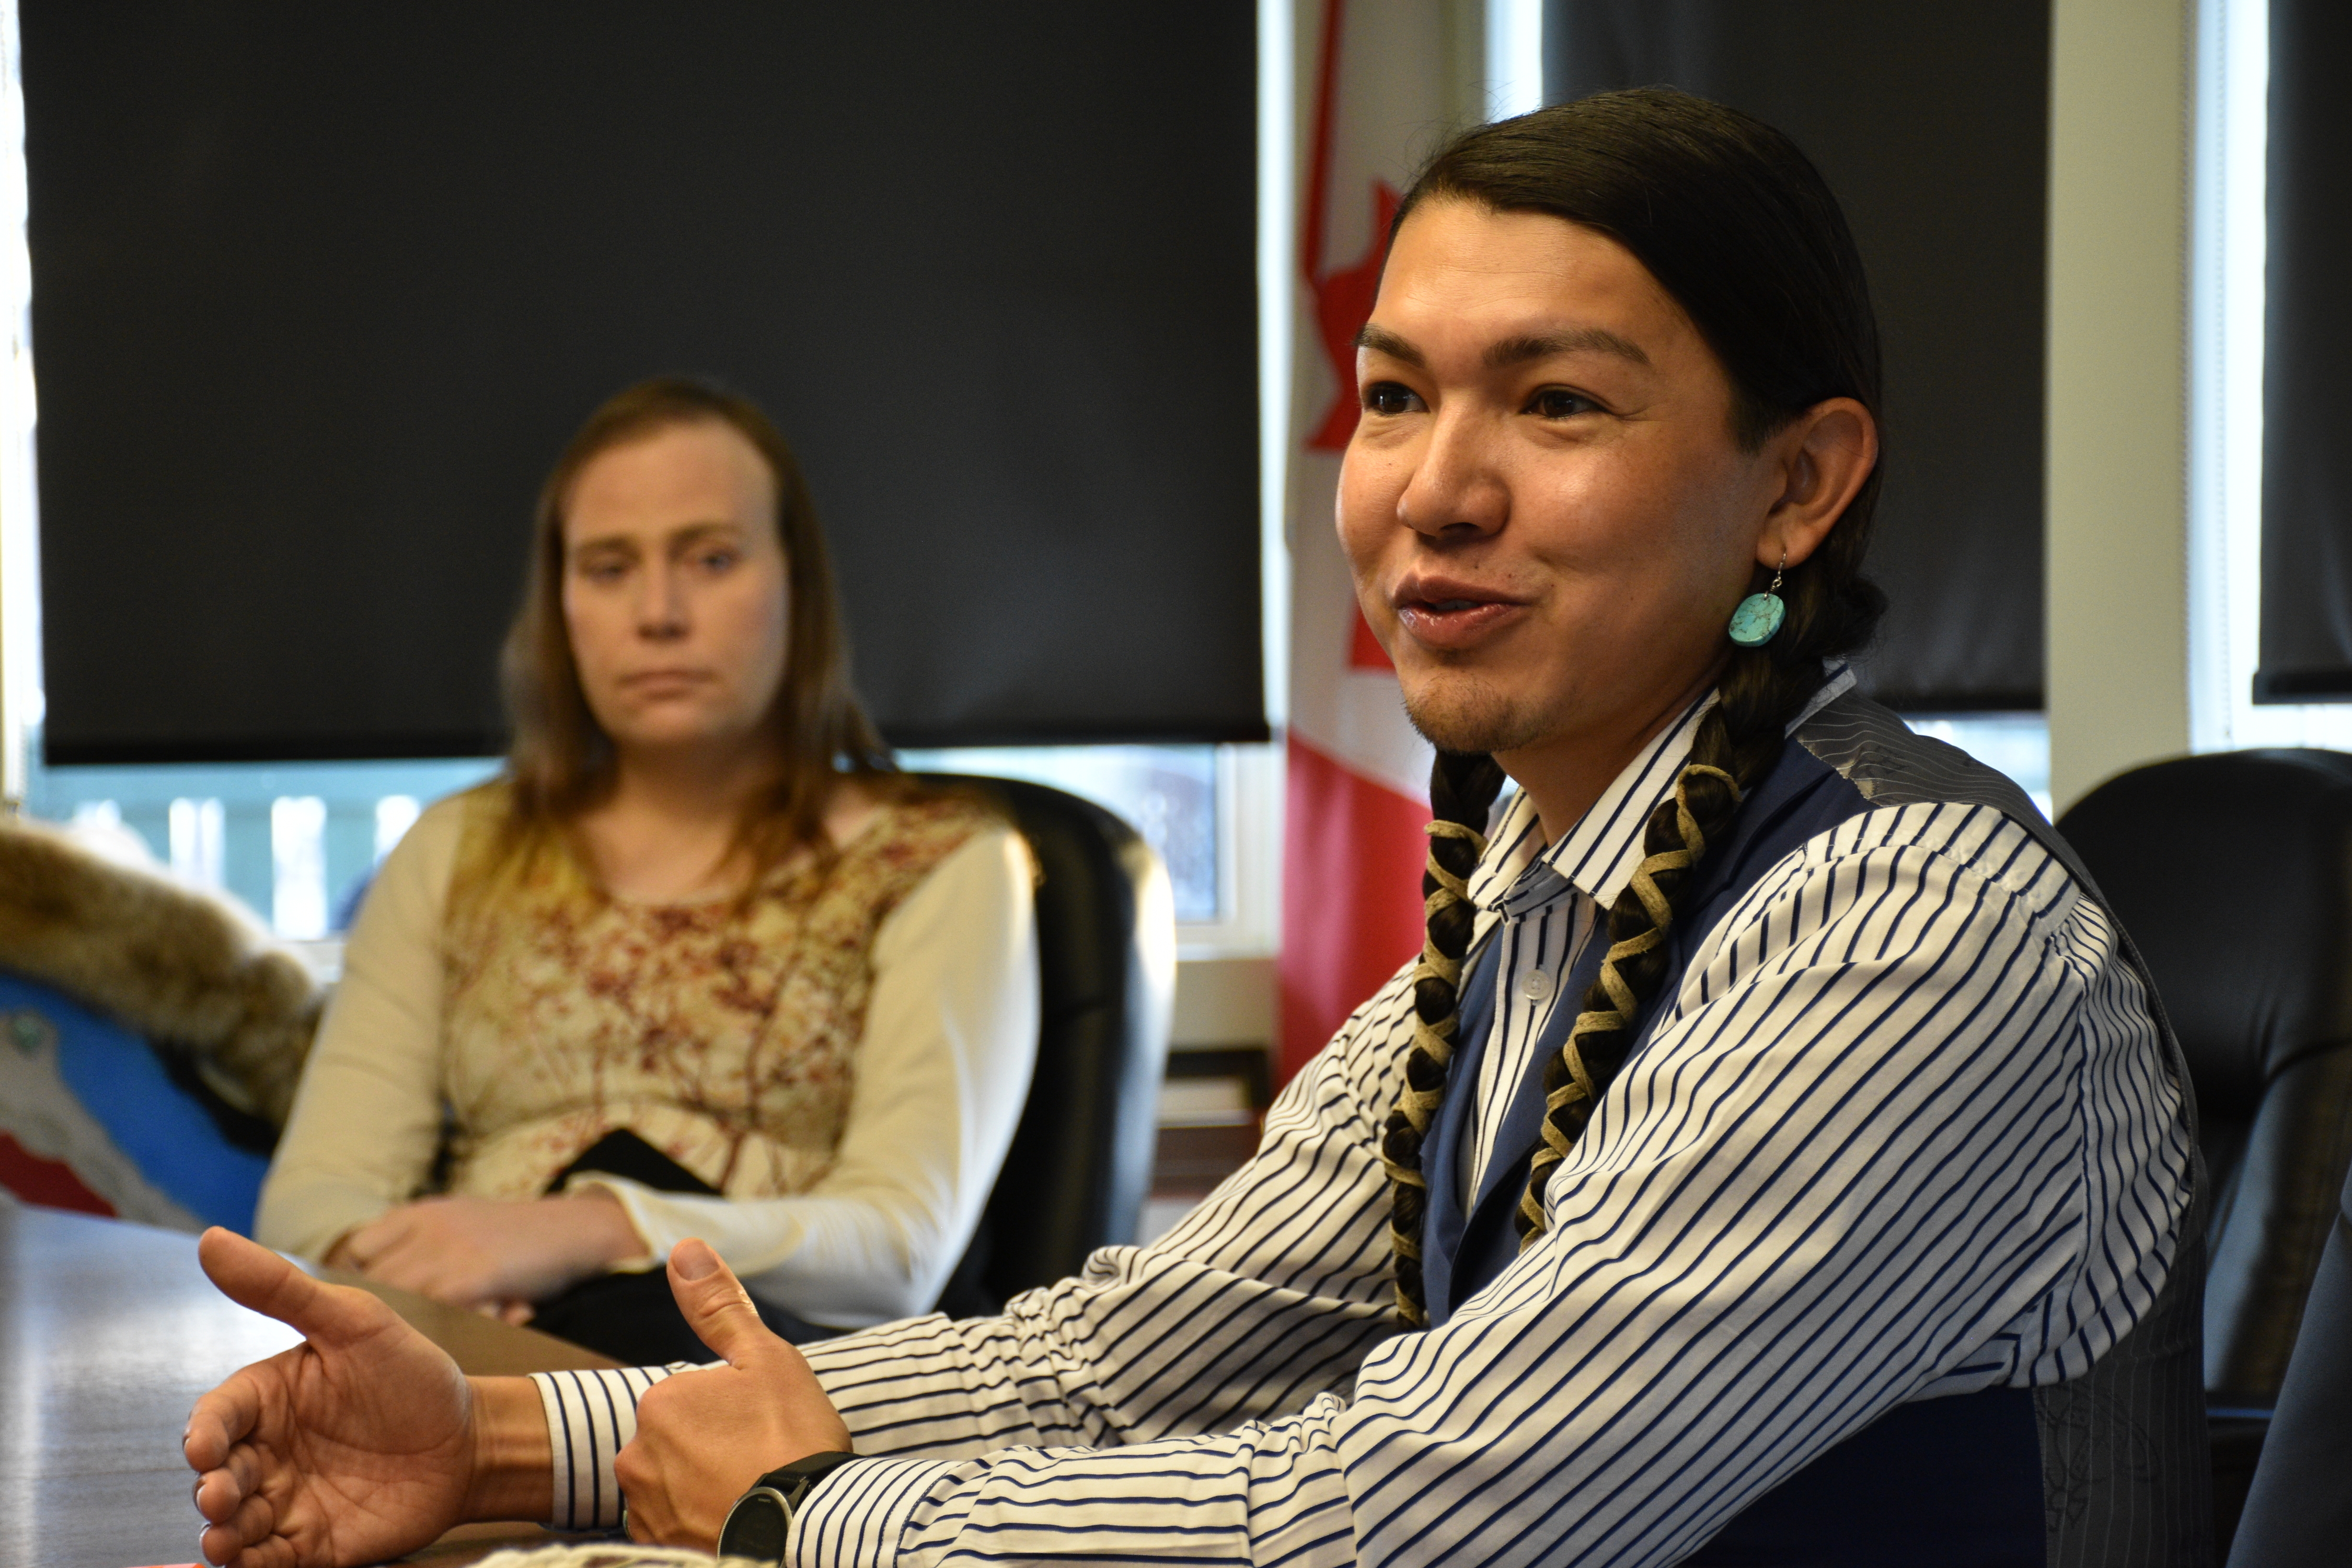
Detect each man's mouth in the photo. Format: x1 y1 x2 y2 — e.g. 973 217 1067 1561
1392 581 1527 650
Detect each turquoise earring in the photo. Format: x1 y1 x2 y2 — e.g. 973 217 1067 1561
1727 551 1786 647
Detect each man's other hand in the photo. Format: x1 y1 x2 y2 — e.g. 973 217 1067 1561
615 1239 853 1549
182 1228 549 1567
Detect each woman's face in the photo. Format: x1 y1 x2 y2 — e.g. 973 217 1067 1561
1339 199 1842 768
560 419 792 760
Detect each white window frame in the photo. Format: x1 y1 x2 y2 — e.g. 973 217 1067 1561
0 0 38 806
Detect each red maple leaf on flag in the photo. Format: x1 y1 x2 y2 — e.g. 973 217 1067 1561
1306 180 1400 453
1297 0 1399 457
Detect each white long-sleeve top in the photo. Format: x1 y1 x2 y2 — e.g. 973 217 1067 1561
257 792 1038 1328
536 690 2190 1564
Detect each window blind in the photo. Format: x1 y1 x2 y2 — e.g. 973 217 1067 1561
24 2 1264 762
2254 0 2352 701
1548 0 2050 712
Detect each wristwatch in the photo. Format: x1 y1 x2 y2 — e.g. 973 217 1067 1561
715 1450 864 1563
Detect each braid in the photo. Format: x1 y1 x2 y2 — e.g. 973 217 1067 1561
1382 748 1507 1327
1514 649 1822 1245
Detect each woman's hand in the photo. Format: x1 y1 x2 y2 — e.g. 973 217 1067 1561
183 1228 552 1566
616 1239 854 1549
331 1190 648 1313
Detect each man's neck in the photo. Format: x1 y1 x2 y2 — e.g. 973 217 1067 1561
1497 661 1725 845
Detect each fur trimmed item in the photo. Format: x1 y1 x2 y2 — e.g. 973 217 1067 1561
0 813 320 1125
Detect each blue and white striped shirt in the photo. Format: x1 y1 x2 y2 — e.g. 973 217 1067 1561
536 687 2191 1566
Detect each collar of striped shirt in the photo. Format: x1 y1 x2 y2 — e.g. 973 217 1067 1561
1467 662 1858 921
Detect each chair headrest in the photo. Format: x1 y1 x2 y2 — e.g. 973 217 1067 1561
2058 748 2352 1117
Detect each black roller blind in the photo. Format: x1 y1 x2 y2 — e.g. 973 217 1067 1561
24 2 1264 762
1548 0 2049 712
2255 0 2352 701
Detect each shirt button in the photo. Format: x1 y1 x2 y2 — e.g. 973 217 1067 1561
1521 969 1554 1001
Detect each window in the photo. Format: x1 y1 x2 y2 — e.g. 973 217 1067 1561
2183 0 2352 754
902 742 1279 954
22 739 1285 951
1905 714 2054 821
900 745 1218 923
23 750 501 938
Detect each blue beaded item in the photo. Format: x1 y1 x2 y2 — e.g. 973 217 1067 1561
1727 591 1785 647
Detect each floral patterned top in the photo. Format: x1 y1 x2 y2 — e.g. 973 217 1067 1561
439 784 996 1203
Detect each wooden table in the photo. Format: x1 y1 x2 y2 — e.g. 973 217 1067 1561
0 1196 621 1567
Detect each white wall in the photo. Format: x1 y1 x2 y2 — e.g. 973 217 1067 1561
2044 0 2196 812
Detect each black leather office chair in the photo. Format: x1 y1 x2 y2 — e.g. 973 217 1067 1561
2058 750 2352 1546
925 775 1177 1316
2227 1159 2352 1566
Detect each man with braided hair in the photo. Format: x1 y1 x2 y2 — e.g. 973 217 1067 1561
183 89 2202 1568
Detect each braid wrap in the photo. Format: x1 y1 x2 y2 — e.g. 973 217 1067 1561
1514 652 1817 1244
1381 749 1507 1327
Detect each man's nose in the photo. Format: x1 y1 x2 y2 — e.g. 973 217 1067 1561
1397 407 1508 539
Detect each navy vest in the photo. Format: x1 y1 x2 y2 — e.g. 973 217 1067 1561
1416 693 2211 1566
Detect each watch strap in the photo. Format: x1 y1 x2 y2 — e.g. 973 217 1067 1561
757 1448 866 1507
717 1450 862 1564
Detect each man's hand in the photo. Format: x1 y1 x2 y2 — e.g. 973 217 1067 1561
330 1190 647 1315
615 1239 854 1549
182 1228 552 1567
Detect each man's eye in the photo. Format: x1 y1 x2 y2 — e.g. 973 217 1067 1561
1527 388 1598 420
580 559 628 583
696 549 739 572
1363 382 1423 417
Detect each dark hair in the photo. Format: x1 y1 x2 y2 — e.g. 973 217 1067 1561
1377 89 1889 1327
498 375 897 879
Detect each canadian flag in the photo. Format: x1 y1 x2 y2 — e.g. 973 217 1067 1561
1278 0 1455 1082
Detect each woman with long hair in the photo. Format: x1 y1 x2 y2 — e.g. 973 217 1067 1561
255 378 1037 1364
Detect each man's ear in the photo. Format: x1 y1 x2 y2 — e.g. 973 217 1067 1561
1761 397 1877 570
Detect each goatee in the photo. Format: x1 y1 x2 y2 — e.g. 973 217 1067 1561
1400 677 1552 757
